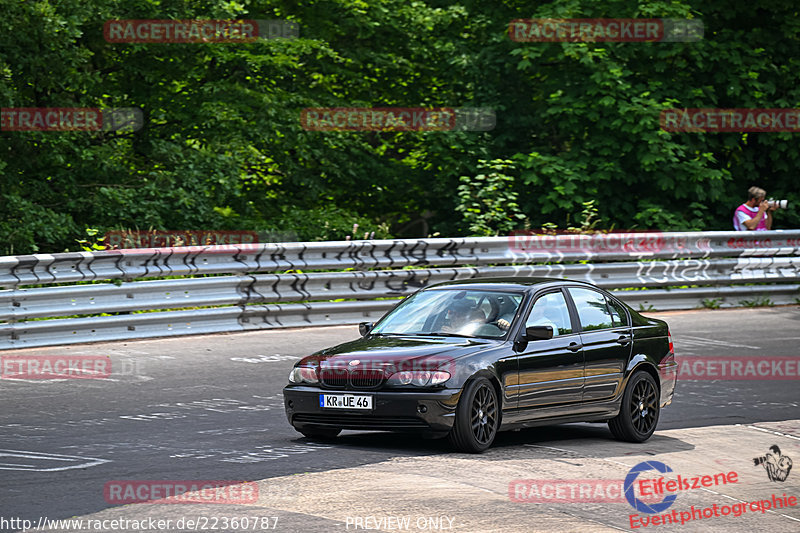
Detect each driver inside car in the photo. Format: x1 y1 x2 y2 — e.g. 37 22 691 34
441 302 485 334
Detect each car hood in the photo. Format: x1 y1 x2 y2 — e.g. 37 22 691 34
298 335 499 369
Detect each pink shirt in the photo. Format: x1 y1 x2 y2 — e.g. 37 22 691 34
733 203 767 231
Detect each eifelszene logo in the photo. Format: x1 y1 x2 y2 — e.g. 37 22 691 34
625 461 677 513
624 460 740 516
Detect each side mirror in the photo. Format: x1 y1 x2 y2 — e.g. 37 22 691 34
359 322 374 336
524 325 553 341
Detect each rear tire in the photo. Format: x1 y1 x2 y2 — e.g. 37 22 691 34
609 371 660 442
297 426 341 439
448 376 498 453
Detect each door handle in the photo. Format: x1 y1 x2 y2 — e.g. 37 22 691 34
567 342 583 352
616 335 632 346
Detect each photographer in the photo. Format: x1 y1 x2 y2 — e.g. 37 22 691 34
733 186 776 231
753 445 793 482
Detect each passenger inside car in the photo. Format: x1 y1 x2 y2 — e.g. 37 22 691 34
526 299 561 336
494 295 518 331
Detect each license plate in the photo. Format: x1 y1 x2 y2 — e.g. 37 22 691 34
319 394 373 410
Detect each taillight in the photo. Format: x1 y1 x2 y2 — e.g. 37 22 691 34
668 330 674 355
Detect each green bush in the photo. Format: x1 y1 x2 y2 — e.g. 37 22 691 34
262 206 392 242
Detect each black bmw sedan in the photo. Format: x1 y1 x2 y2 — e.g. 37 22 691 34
283 278 677 453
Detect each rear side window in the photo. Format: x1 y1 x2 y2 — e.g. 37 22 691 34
568 288 613 331
607 297 629 327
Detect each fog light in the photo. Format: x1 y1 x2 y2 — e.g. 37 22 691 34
417 404 428 413
287 400 294 408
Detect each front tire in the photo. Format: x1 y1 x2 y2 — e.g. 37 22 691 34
448 376 498 453
296 426 341 439
609 370 660 442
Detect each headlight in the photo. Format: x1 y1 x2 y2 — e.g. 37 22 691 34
386 370 450 387
288 366 319 384
411 371 432 386
429 371 451 385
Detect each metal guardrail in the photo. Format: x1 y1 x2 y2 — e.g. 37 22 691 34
1 230 799 349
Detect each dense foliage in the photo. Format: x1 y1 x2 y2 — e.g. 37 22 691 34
1 0 799 254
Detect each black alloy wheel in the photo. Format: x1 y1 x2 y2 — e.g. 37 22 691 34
609 370 660 442
448 376 498 453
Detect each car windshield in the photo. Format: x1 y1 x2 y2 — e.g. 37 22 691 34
371 289 524 339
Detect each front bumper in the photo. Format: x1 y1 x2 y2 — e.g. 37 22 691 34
283 385 462 433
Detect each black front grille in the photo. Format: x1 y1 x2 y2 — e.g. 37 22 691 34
320 368 348 388
319 367 385 389
350 369 383 388
293 413 428 429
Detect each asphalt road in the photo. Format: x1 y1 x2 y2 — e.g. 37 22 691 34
1 306 799 532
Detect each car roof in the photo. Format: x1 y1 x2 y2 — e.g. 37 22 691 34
424 277 599 292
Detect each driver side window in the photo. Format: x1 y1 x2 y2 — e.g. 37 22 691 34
524 291 573 336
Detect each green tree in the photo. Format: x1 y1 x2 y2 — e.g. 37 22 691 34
2 0 799 254
456 159 525 235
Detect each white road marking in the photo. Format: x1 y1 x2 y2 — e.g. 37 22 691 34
0 450 110 471
674 335 761 349
740 423 800 441
230 354 299 363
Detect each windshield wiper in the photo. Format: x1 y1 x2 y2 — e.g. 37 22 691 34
413 332 477 339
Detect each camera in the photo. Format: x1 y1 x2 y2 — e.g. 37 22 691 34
753 455 767 466
767 198 788 209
